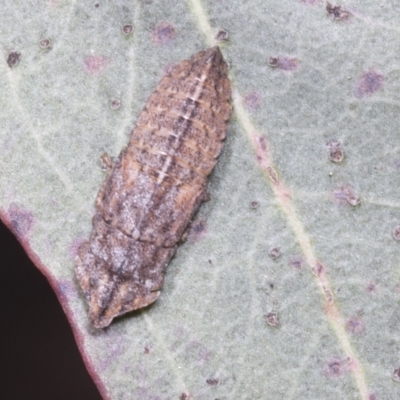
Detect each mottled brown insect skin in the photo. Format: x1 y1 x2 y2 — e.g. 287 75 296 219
75 47 232 328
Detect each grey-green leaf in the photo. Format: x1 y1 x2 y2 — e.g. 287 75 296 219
1 1 400 399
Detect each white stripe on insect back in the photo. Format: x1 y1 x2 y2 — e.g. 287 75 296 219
156 66 211 185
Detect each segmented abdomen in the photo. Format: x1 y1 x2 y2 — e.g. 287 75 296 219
75 47 232 328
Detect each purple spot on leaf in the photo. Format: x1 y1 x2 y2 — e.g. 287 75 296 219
215 29 229 42
185 340 210 365
301 0 321 4
392 367 400 382
189 220 207 242
97 335 130 373
153 22 176 46
354 70 384 98
392 225 400 241
122 24 134 35
39 39 51 49
311 262 324 276
84 55 109 74
58 279 78 298
7 51 20 68
332 185 361 206
268 56 299 71
8 204 34 238
346 316 365 335
250 200 260 209
257 136 267 151
324 357 347 378
137 388 163 400
366 282 376 293
326 139 344 163
206 378 219 386
268 247 281 259
264 311 279 327
109 99 121 110
69 238 85 258
326 3 351 20
244 92 262 110
289 256 304 270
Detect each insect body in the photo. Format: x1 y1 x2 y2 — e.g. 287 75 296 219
75 46 232 328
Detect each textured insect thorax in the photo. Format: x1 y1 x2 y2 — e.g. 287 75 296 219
75 47 232 328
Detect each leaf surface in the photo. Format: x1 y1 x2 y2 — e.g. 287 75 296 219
1 1 400 399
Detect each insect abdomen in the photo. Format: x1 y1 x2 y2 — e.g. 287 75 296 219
75 46 232 328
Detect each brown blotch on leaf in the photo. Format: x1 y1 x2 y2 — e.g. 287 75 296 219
266 166 279 185
333 185 361 206
269 247 281 259
250 200 259 209
39 39 51 49
268 56 299 71
268 57 279 68
7 51 20 68
152 22 176 46
257 136 267 153
326 139 344 163
265 311 279 326
346 193 361 206
100 153 113 171
311 262 324 276
392 226 400 241
180 392 193 400
144 346 150 354
215 29 229 42
323 285 334 304
392 367 400 382
122 24 134 35
354 70 384 98
109 99 121 110
326 3 351 20
206 378 219 386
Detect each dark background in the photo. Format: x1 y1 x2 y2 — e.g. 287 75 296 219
0 220 102 400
